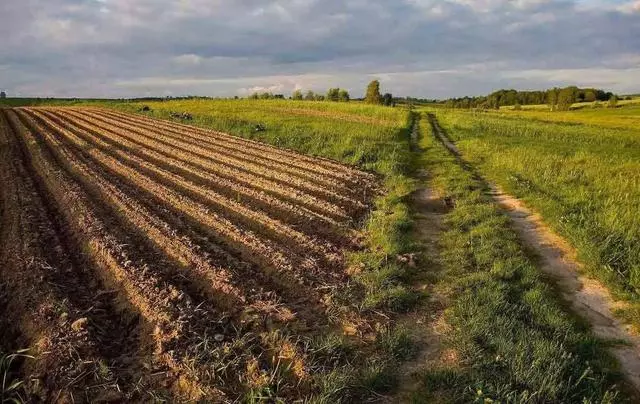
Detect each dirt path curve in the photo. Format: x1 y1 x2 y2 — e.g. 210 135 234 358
427 113 640 394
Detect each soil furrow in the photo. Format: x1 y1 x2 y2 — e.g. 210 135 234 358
69 108 366 211
36 109 344 263
24 108 328 326
58 108 352 222
88 108 367 196
20 109 340 290
42 109 344 241
93 107 375 182
1 110 153 402
6 109 242 400
20 109 248 313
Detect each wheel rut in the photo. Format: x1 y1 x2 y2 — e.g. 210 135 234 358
382 114 450 403
427 112 640 395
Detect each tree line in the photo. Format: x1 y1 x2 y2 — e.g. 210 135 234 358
444 86 627 111
247 80 395 106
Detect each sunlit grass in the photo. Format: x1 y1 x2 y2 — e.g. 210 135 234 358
432 107 640 325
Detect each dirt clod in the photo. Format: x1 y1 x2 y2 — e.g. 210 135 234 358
71 317 88 332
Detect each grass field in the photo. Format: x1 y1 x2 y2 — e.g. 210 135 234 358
430 105 640 327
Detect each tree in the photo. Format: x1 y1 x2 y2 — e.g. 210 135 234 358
547 88 559 111
556 87 576 111
382 93 393 106
292 90 303 100
0 91 5 99
608 95 618 108
304 90 316 101
249 92 259 100
584 90 596 102
338 89 350 102
326 88 340 102
364 80 382 104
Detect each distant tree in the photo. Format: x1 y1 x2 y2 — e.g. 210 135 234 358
249 92 259 100
382 93 393 106
292 90 303 100
547 88 559 111
513 102 522 111
338 89 350 102
0 91 5 99
557 87 576 111
583 90 596 103
304 90 316 101
608 95 618 108
326 88 340 102
315 95 325 101
364 80 382 104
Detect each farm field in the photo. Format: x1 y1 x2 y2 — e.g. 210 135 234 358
431 106 640 326
0 106 403 402
0 99 636 402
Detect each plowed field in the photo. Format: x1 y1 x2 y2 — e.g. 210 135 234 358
0 107 378 402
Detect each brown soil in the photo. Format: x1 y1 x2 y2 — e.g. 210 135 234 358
0 106 380 402
427 113 640 395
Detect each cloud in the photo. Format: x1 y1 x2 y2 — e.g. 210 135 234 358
0 0 638 98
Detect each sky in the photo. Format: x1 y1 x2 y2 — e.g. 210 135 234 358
1 0 639 99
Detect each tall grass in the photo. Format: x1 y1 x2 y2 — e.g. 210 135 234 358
433 108 640 326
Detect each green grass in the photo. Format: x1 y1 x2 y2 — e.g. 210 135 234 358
430 108 640 327
413 114 625 402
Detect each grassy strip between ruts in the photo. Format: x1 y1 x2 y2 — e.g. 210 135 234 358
101 100 422 401
412 113 626 402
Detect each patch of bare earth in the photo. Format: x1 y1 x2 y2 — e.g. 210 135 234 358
381 172 455 403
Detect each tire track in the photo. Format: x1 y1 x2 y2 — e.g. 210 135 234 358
427 112 640 395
